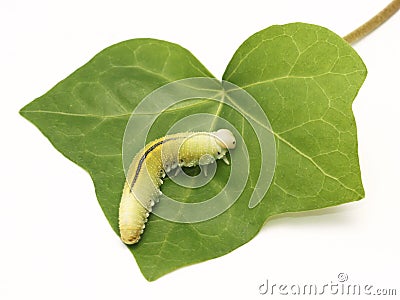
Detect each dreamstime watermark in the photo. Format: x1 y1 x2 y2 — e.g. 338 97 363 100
259 273 398 296
122 77 276 223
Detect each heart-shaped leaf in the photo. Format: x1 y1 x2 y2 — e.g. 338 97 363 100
20 23 366 281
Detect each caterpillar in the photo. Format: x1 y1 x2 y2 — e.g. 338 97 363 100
119 129 236 244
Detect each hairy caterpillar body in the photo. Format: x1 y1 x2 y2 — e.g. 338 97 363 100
119 129 236 244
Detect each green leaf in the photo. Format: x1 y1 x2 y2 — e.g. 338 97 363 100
20 23 366 281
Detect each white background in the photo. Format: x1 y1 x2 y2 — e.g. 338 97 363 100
1 0 399 299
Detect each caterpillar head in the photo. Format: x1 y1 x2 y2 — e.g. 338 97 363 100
214 129 236 149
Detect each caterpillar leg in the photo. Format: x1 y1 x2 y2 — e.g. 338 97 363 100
174 167 180 176
222 156 230 165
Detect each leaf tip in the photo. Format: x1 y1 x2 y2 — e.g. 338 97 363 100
19 100 35 118
19 106 29 119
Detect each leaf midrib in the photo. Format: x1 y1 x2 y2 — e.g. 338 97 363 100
20 99 213 119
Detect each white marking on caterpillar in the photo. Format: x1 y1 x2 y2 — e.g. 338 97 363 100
118 129 236 244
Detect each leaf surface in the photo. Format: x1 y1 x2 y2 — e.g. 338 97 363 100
20 23 366 281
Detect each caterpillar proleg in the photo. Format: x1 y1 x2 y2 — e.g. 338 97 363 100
119 129 236 244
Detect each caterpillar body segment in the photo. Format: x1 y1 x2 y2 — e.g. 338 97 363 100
119 129 236 244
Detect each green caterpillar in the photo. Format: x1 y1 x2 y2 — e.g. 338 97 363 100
119 129 236 244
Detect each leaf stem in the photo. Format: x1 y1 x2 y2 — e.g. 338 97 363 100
344 0 400 44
